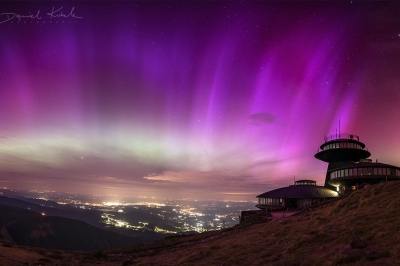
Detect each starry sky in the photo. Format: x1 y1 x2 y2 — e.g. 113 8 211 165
0 1 400 201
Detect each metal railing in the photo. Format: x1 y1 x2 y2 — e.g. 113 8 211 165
317 147 368 152
316 144 368 153
324 133 360 142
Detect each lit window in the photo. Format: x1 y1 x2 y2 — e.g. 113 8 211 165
358 168 363 176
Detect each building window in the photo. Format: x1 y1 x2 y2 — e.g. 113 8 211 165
362 168 368 175
374 168 378 175
344 169 348 177
353 168 357 176
378 168 383 175
358 168 363 176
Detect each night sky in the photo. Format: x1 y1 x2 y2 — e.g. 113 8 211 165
1 1 400 201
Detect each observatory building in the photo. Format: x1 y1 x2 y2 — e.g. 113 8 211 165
256 179 338 210
256 132 400 210
315 133 400 195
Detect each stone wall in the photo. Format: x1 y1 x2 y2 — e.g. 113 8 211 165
239 210 271 225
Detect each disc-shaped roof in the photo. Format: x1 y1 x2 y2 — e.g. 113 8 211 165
331 161 400 170
256 185 338 199
315 149 371 162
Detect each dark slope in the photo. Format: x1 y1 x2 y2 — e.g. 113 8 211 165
0 204 138 250
12 196 77 211
0 196 102 229
0 196 170 242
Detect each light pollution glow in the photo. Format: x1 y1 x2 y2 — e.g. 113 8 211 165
0 1 400 201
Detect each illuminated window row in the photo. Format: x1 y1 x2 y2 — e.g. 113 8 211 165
323 142 362 151
330 167 400 179
258 198 283 205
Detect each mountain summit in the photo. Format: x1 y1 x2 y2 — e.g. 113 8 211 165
2 181 400 265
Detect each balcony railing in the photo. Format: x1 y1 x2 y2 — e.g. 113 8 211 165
324 133 360 142
316 144 368 153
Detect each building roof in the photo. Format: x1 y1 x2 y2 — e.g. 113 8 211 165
256 185 338 199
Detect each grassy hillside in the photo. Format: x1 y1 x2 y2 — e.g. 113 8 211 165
121 181 400 265
2 181 400 265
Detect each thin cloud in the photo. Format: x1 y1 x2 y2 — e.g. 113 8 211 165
248 112 275 126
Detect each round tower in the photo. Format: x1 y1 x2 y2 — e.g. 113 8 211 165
314 133 371 190
315 133 371 163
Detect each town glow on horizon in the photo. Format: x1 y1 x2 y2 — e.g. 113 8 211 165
0 1 400 201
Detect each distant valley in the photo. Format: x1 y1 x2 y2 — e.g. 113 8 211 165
0 189 254 250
